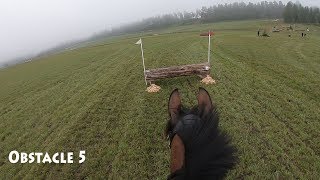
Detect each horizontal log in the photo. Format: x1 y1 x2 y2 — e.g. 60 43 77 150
145 62 210 82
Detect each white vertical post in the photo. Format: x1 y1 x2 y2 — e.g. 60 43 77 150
208 31 211 64
139 38 147 86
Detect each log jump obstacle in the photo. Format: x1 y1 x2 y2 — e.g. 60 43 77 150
145 62 210 83
135 31 215 92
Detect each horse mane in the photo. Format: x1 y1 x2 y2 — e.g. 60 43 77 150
166 105 237 179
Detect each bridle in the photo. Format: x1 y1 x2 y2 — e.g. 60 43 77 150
168 114 201 148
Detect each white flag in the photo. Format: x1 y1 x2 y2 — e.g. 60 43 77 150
135 39 142 45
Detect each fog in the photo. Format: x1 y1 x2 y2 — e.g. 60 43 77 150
0 0 318 65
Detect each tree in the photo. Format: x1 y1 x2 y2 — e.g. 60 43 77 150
283 1 320 24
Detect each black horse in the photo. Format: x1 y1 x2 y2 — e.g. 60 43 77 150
166 88 237 179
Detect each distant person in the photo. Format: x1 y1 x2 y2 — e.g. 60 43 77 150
257 30 260 36
302 32 304 37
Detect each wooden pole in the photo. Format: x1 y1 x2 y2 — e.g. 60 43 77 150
145 62 210 82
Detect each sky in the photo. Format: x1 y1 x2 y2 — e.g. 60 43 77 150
0 0 318 64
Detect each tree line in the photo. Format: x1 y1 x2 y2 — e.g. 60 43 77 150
283 2 320 23
91 1 288 40
200 1 285 22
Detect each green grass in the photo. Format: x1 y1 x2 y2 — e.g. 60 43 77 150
0 19 320 179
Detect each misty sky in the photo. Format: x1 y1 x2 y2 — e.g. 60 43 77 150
0 0 318 64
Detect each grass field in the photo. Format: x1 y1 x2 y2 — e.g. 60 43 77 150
0 20 320 179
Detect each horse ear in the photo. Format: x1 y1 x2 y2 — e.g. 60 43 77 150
197 87 213 115
168 89 181 124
